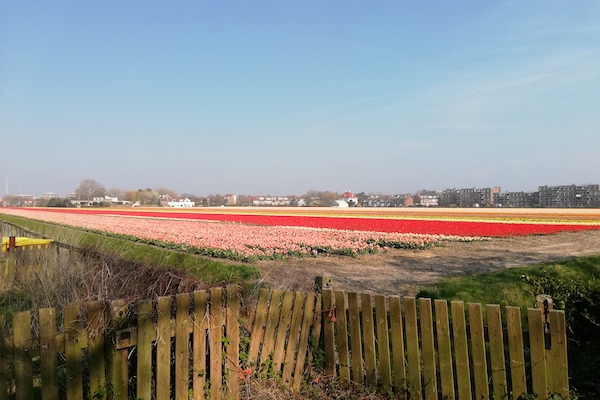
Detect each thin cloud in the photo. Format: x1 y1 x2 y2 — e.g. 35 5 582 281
295 95 391 117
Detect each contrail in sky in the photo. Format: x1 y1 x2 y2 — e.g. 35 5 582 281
295 95 390 116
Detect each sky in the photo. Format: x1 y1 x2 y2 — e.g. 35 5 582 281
1 1 599 197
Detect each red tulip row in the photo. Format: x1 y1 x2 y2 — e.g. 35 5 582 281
21 207 600 237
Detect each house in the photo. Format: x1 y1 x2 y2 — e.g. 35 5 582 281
167 198 195 208
338 191 359 206
333 200 349 207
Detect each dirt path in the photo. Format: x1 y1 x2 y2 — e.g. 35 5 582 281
252 230 600 296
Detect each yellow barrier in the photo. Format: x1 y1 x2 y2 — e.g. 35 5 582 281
2 237 54 252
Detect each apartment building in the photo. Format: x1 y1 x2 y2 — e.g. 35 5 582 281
538 184 600 208
494 191 539 208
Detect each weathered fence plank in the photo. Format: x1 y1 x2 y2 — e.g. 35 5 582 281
335 290 350 382
360 293 377 385
388 296 405 392
404 297 422 397
550 310 569 399
226 285 240 400
13 311 32 400
507 306 527 398
193 290 207 400
528 308 548 399
137 300 153 400
487 304 508 399
468 303 489 400
435 299 455 400
419 298 437 400
272 291 294 370
292 292 317 392
176 293 191 400
375 294 392 391
322 289 336 377
64 304 84 400
209 287 224 400
156 296 172 400
39 307 59 400
87 300 106 400
451 301 472 400
347 292 364 384
248 288 269 364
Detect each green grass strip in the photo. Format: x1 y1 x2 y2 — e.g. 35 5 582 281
1 214 259 285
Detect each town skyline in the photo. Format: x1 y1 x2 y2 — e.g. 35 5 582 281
2 2 599 196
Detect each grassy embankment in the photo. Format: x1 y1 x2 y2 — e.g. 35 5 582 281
0 214 259 285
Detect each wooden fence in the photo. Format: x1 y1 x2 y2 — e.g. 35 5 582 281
321 289 569 400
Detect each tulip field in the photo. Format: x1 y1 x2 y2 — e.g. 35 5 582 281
1 207 599 261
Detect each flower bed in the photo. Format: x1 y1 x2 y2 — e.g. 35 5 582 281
0 209 484 261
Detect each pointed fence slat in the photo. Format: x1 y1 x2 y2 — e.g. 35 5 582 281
549 310 569 399
137 300 153 400
272 291 294 370
64 304 84 400
507 306 527 398
388 296 405 392
375 294 392 391
226 285 240 400
292 292 317 391
468 303 489 400
347 292 364 384
528 308 548 400
176 293 191 400
193 290 208 400
451 301 472 400
360 293 377 386
156 296 172 400
87 301 106 400
404 297 422 397
209 287 224 400
13 311 32 400
39 307 59 400
282 292 307 385
335 291 350 381
419 298 437 400
487 304 508 399
435 299 455 400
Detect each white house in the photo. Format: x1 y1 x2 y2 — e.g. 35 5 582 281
167 198 195 208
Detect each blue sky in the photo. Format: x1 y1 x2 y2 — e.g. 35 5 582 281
2 1 599 196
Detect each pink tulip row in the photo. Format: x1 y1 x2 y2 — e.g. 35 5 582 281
1 209 484 261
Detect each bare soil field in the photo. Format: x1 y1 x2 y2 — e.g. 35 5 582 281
253 229 600 296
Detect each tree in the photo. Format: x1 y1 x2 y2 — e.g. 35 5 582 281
321 191 339 206
107 188 124 199
156 188 178 199
75 179 106 200
137 189 159 206
123 190 139 203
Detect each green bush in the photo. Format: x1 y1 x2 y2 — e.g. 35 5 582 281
522 266 600 335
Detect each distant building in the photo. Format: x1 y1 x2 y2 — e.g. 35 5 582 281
251 195 299 206
494 191 539 208
362 194 411 207
439 187 500 207
415 194 437 207
538 184 600 208
40 193 62 200
338 191 359 206
224 194 237 206
167 198 195 208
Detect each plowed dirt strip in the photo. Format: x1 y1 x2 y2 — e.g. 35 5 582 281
15 207 600 237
